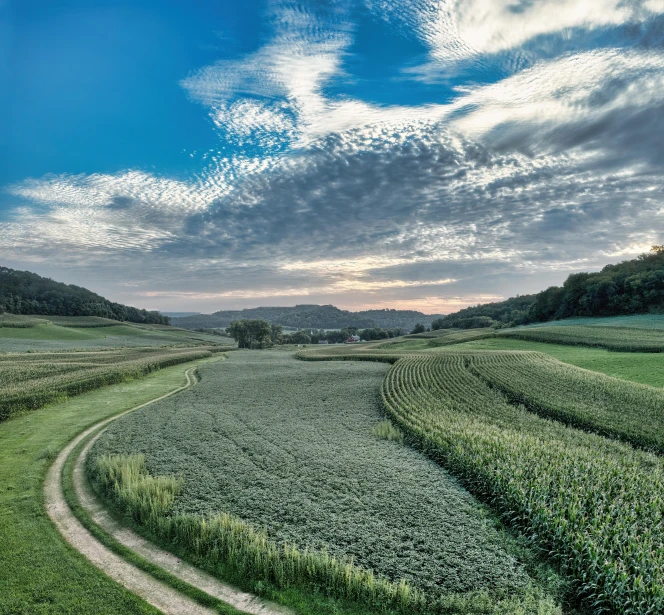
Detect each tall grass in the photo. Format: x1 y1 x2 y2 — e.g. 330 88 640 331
372 420 404 444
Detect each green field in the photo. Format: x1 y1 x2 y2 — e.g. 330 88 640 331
436 337 664 387
497 325 664 352
377 353 664 614
466 351 664 452
88 351 565 613
0 318 224 352
4 312 664 615
0 345 230 422
0 360 220 615
520 314 664 329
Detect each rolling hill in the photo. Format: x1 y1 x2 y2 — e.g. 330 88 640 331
0 266 169 325
172 305 443 331
433 246 664 329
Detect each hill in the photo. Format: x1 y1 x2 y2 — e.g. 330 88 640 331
433 246 664 329
0 266 170 325
172 304 443 331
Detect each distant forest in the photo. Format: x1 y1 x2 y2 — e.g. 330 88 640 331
434 246 664 329
0 267 170 325
173 305 443 331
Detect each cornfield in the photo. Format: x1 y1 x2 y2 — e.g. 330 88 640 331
378 353 664 614
497 325 664 352
0 345 231 421
468 351 664 452
0 314 49 328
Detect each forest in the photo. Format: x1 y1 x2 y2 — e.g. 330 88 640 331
0 266 170 325
433 246 664 329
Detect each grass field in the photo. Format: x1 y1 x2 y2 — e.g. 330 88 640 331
88 351 565 613
0 318 224 352
0 345 231 422
0 360 222 615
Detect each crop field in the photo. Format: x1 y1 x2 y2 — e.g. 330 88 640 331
436 337 664 387
466 351 664 452
296 347 664 614
0 358 226 615
89 351 564 613
0 345 231 421
0 313 49 327
520 314 664 330
497 324 664 352
47 315 122 327
0 318 224 352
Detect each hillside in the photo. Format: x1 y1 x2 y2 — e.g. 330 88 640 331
0 266 170 325
173 304 443 331
433 246 664 329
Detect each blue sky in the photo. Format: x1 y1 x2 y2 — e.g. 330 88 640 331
1 0 663 313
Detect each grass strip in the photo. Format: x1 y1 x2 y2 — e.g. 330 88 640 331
61 427 245 615
0 361 216 614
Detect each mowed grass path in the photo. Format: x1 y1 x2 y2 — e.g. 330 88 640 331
440 337 664 387
90 351 560 607
0 359 218 615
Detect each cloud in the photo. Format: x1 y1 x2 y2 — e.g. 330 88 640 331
2 1 664 312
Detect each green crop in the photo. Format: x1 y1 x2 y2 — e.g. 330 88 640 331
378 353 664 614
467 352 664 452
0 345 231 421
498 325 664 352
90 352 562 614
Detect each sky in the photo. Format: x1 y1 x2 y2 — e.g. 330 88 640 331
1 0 663 314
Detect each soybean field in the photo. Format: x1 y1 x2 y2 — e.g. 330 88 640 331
89 351 565 614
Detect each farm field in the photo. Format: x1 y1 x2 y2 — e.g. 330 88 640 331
440 337 664 387
497 324 664 352
0 317 223 352
0 359 222 615
296 344 664 613
89 351 566 613
466 351 664 452
0 345 231 422
519 314 664 329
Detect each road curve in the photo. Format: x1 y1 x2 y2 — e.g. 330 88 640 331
45 364 291 615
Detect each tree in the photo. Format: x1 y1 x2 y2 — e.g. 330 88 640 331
411 323 425 334
289 330 311 344
227 319 271 349
270 323 284 344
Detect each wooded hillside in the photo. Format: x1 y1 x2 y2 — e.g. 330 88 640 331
433 247 664 329
0 267 170 325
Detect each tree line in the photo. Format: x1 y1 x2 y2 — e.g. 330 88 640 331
225 319 404 348
432 246 664 329
0 266 170 325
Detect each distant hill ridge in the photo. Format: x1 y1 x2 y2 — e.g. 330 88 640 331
173 304 443 331
0 266 170 325
433 246 664 329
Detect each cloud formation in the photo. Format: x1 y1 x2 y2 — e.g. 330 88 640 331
2 0 663 312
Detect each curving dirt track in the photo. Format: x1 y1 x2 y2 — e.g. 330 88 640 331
44 365 291 615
